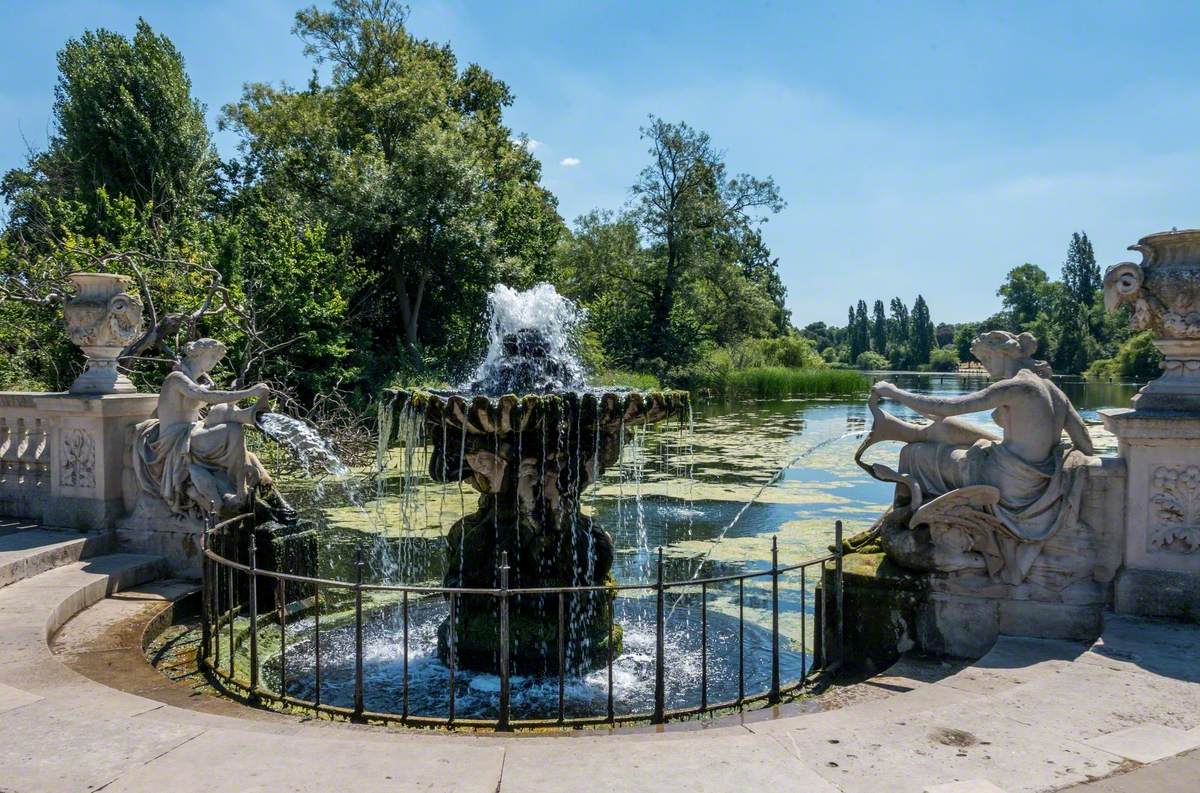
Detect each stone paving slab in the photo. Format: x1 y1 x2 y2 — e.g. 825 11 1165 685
924 781 1010 793
1083 723 1200 764
771 704 1124 793
0 699 205 793
980 659 1200 741
1060 748 1200 792
100 728 506 793
0 680 42 714
1076 615 1200 683
499 730 839 793
745 675 986 735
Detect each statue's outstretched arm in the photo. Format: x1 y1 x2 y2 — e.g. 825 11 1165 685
873 380 1009 419
178 376 267 405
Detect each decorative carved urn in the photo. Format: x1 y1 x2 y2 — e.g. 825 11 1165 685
1104 229 1200 412
63 272 144 394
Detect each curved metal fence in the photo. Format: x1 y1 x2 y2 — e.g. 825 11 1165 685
198 515 845 730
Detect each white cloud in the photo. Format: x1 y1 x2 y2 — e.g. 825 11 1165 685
509 137 543 151
559 157 581 167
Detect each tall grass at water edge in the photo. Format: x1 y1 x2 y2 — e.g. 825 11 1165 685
704 366 869 399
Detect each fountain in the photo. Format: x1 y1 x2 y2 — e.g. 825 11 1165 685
382 284 690 674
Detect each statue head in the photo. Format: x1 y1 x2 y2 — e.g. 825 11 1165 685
181 338 227 374
970 330 1052 379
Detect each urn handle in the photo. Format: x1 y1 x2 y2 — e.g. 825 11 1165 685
1102 261 1143 312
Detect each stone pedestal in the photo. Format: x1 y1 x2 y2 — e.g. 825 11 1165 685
1101 408 1200 620
0 392 157 530
831 458 1125 667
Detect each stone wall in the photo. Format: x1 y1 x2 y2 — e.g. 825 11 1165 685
0 391 157 531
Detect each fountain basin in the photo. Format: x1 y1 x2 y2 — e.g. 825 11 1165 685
381 388 690 674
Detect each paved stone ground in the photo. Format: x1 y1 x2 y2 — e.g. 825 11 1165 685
0 529 1198 793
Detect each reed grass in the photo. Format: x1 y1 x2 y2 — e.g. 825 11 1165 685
709 366 868 399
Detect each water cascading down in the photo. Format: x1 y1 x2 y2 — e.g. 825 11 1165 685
382 284 690 674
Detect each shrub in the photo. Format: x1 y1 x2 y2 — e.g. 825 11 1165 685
1088 332 1163 381
855 351 889 370
929 345 960 372
1113 332 1163 380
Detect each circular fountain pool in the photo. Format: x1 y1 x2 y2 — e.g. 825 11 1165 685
261 594 807 722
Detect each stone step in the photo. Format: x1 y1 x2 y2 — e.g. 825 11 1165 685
0 527 112 589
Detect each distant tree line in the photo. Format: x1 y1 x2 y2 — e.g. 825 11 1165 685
801 293 951 371
811 231 1160 378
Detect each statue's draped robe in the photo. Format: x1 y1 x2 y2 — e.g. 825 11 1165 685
132 416 251 519
899 437 1090 583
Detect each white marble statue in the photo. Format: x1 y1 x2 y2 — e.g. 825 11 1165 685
132 338 273 520
857 331 1096 585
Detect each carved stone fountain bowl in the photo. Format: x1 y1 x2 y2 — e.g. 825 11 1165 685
384 387 691 440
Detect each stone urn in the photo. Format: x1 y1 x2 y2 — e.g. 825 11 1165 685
63 272 144 394
1104 229 1200 412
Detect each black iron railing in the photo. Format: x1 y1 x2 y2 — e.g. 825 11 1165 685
199 516 845 730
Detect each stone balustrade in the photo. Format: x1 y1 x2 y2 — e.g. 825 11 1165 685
0 395 51 520
0 392 157 531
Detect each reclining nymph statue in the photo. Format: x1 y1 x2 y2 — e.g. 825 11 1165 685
855 330 1096 586
130 338 294 524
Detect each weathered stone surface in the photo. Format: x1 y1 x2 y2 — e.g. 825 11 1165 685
1101 409 1200 618
62 272 144 395
1103 229 1200 412
861 330 1099 588
1084 723 1200 764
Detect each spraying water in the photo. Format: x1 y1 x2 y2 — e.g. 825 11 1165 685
468 283 587 394
257 412 350 479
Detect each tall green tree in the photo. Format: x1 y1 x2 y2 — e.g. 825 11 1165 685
871 299 887 353
735 229 790 333
629 117 783 363
911 294 934 365
849 300 870 361
888 297 910 350
2 19 216 238
997 263 1053 329
1050 294 1094 374
224 0 562 372
1062 231 1100 307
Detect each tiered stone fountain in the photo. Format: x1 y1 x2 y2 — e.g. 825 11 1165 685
385 285 689 674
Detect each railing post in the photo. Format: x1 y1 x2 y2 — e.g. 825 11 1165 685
278 577 287 698
653 546 665 724
353 547 365 721
556 591 565 725
200 513 211 667
225 527 234 678
769 535 780 704
737 577 745 705
314 583 321 708
700 580 708 712
835 519 845 668
401 590 408 721
497 552 511 731
248 527 260 698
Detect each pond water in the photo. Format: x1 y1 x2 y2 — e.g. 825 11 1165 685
262 373 1139 720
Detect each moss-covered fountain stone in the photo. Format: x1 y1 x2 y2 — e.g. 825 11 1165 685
383 285 689 674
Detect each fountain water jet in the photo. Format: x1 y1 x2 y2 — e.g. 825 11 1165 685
382 284 689 674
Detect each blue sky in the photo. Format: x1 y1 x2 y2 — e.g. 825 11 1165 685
2 1 1198 326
